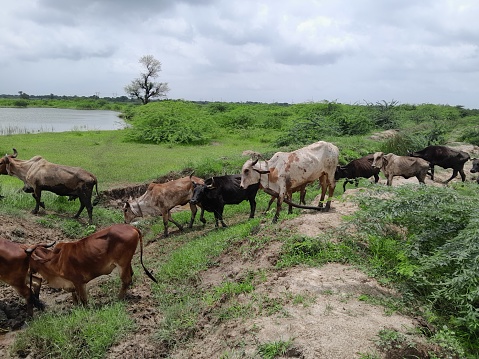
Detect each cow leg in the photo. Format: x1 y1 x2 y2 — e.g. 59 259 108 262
373 174 379 183
118 265 133 299
265 196 275 213
74 284 88 306
444 169 459 184
32 189 43 214
188 203 197 228
300 187 306 205
273 197 283 223
429 165 435 180
386 175 393 186
213 207 227 227
354 178 360 187
324 180 336 212
318 176 328 209
248 198 256 219
199 208 206 225
459 169 466 182
166 211 183 236
13 284 35 317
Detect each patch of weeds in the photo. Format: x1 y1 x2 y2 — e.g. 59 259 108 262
291 293 316 307
11 303 134 359
257 339 293 359
35 217 57 229
254 294 288 317
217 301 255 321
321 289 335 296
357 293 405 316
60 220 96 238
374 329 418 354
357 353 381 359
277 235 360 268
203 279 255 306
323 302 334 316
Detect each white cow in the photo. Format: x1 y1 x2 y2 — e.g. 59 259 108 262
240 141 339 223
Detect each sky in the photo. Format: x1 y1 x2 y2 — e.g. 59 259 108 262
1 0 479 108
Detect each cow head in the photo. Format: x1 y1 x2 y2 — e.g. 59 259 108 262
240 159 269 189
0 149 18 175
122 200 142 224
190 181 207 205
470 158 479 173
371 152 385 169
334 165 347 180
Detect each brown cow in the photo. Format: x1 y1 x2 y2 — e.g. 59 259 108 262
2 149 99 224
25 224 157 306
372 152 430 186
0 239 53 317
240 141 339 223
123 175 204 237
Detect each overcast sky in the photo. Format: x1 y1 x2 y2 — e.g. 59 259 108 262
1 0 478 108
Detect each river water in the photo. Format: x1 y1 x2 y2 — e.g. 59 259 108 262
0 108 126 134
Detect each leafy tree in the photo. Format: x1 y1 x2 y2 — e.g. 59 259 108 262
124 55 170 104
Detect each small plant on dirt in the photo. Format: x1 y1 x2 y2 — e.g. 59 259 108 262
257 339 293 359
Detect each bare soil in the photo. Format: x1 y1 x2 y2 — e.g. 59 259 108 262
1 144 477 358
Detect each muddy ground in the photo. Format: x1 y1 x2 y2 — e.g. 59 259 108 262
0 145 477 358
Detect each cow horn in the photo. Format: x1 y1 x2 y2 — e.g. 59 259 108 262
251 159 258 166
189 171 195 179
25 241 56 254
206 178 215 189
12 148 18 158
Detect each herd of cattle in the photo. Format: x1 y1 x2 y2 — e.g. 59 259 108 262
0 142 477 318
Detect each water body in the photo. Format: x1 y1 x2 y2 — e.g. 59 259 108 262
0 107 126 135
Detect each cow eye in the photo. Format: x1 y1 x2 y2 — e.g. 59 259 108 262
244 169 249 174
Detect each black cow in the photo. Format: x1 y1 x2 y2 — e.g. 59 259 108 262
409 145 470 183
470 158 479 183
190 175 259 227
335 154 380 191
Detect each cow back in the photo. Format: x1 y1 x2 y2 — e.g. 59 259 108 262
267 141 339 191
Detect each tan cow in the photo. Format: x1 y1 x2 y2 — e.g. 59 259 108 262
371 152 430 186
0 239 53 316
2 149 99 224
123 175 204 237
26 224 157 306
240 141 339 223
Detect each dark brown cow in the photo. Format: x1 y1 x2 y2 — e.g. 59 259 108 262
372 152 430 186
26 224 157 305
0 239 53 316
334 154 380 191
409 145 470 183
123 175 204 237
2 149 99 224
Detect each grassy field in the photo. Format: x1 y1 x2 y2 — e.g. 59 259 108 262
2 100 479 358
0 129 279 190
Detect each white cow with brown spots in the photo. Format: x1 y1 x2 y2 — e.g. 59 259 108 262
240 141 339 223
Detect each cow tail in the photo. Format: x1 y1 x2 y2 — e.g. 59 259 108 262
92 180 100 206
137 228 158 283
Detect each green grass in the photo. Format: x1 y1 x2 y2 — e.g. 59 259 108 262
0 129 277 190
11 303 134 359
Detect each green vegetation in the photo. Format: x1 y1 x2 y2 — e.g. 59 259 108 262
2 99 479 358
11 303 134 359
